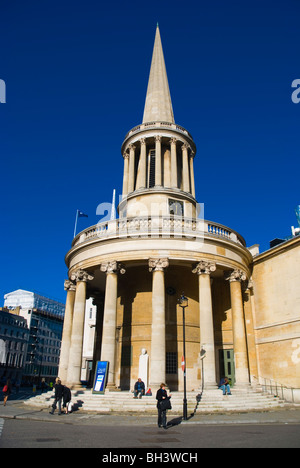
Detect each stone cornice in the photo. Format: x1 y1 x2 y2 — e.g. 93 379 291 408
225 269 247 283
100 261 126 275
253 235 300 265
64 279 76 291
121 121 196 155
192 260 216 275
70 269 94 283
148 258 169 272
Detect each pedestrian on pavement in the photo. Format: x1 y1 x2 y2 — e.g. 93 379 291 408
63 385 72 414
133 378 145 399
2 379 12 406
219 376 232 395
156 383 172 429
41 378 47 393
49 377 64 415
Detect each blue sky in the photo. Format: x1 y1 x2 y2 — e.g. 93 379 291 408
0 0 299 303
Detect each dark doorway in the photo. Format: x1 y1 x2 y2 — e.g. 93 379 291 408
219 349 235 386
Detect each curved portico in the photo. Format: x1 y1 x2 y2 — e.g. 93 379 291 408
63 215 252 390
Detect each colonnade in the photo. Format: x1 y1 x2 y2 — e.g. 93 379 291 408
122 136 195 197
59 260 250 389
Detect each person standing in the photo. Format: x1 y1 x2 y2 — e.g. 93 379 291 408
49 378 64 415
41 378 47 393
63 385 72 414
156 383 171 429
2 379 12 406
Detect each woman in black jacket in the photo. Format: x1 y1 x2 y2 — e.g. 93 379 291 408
156 383 171 429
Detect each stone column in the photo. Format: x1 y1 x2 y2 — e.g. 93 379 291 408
227 269 250 386
128 144 136 193
189 152 196 197
244 279 259 385
163 148 171 188
193 260 217 387
59 280 76 382
67 269 94 387
182 143 190 193
170 138 177 188
149 258 169 386
100 261 126 388
136 138 147 190
155 135 162 186
122 153 129 197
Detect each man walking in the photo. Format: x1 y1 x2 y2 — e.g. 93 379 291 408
49 378 64 415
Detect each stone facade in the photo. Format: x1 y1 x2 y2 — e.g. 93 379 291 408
251 237 300 390
61 26 300 397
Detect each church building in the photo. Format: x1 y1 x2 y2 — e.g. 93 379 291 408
60 26 300 399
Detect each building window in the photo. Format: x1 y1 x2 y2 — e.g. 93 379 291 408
166 352 178 374
149 150 156 188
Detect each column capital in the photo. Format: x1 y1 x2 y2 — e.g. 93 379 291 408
181 142 190 151
192 260 216 275
148 258 169 272
140 137 146 145
128 143 136 152
64 279 76 292
70 269 94 283
100 261 126 275
170 137 177 145
225 269 247 283
155 134 162 142
123 152 129 160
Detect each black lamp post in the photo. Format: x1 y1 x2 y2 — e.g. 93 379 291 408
178 293 188 420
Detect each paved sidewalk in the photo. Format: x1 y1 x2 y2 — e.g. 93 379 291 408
0 400 300 427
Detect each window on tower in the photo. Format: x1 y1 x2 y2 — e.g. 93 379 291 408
148 149 156 188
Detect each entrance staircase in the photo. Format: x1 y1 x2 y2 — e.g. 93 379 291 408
25 385 287 414
196 386 285 413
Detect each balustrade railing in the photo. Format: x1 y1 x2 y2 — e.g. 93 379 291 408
123 121 194 142
72 216 246 248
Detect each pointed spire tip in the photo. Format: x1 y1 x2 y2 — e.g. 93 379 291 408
142 24 175 124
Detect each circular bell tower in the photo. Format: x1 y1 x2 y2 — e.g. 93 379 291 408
119 25 197 221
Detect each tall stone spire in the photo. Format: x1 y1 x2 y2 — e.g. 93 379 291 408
142 25 175 124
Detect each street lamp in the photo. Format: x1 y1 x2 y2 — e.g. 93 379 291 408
178 293 188 420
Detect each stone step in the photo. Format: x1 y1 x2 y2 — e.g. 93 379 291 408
24 387 287 414
25 391 197 414
195 388 285 412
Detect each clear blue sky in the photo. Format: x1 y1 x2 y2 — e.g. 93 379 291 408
0 0 299 304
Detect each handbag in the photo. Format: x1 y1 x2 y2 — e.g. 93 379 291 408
159 398 172 411
2 385 8 393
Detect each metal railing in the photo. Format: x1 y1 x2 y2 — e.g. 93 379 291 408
260 378 300 404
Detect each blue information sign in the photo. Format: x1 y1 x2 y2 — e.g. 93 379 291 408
92 361 109 394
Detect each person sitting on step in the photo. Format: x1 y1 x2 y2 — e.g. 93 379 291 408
219 376 232 396
133 378 145 399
